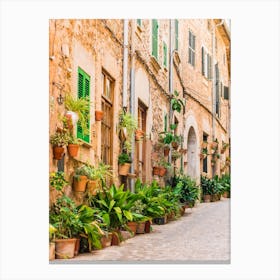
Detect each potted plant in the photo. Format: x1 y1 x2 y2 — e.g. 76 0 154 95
65 94 91 135
73 165 91 192
118 110 137 152
171 90 185 113
159 131 174 156
171 150 181 161
201 147 208 159
118 153 132 176
171 135 181 150
211 138 219 149
87 162 113 195
49 194 80 259
201 175 213 203
221 141 229 153
95 110 104 121
67 134 81 157
50 130 70 160
49 224 57 261
130 200 148 234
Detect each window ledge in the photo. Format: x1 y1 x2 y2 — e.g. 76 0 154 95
78 139 92 148
150 55 161 72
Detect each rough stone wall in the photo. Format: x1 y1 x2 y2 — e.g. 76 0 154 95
49 19 231 195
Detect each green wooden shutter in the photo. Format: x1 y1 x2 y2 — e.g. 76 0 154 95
201 47 205 75
137 19 141 27
224 86 229 100
152 19 158 59
163 41 167 67
192 34 195 66
164 113 168 132
175 19 179 50
77 67 90 143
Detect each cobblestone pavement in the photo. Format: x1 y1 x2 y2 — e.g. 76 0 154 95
52 198 230 263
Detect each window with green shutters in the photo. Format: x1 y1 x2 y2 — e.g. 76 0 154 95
224 86 229 100
164 113 168 132
188 31 196 66
137 19 142 27
152 19 158 59
175 19 179 51
77 67 90 143
163 41 167 68
201 47 205 75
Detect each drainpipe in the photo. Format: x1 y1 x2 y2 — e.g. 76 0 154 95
129 20 136 193
168 19 174 165
122 19 128 109
211 19 224 176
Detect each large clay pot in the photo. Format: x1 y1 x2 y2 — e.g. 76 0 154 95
101 233 112 248
163 146 170 157
95 110 104 121
111 232 121 246
53 146 65 160
171 141 179 150
126 221 137 235
203 194 211 203
67 144 79 157
54 238 76 259
74 238 80 256
153 166 161 176
158 167 167 177
87 179 101 195
118 163 131 176
144 220 152 233
49 242 55 261
136 221 146 234
73 175 88 192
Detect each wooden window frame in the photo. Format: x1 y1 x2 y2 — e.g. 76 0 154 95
188 30 196 67
151 19 159 60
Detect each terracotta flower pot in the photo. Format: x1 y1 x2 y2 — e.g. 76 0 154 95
163 146 170 156
135 129 144 141
73 175 88 192
144 220 152 233
101 233 112 248
171 141 179 150
203 194 211 203
158 167 167 177
67 144 79 157
223 191 229 198
87 179 101 195
54 238 76 259
53 146 65 160
95 110 104 121
127 221 137 235
136 221 146 234
49 242 55 261
118 163 131 176
111 232 121 246
74 238 80 256
153 166 161 176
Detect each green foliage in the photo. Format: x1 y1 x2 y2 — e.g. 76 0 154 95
118 153 132 165
67 134 81 145
118 110 137 153
50 130 70 147
74 165 92 180
172 175 199 207
49 224 57 241
49 171 68 191
159 131 174 144
65 94 91 135
201 174 230 196
201 175 214 195
87 162 113 184
171 90 185 113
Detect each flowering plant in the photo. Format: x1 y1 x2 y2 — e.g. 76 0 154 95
49 171 68 191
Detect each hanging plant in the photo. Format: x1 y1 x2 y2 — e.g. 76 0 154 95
171 90 185 113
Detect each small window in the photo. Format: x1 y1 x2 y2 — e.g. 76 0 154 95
224 86 229 100
203 133 208 173
137 19 142 27
188 31 196 67
152 19 159 60
201 47 205 75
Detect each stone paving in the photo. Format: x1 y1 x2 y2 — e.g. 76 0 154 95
52 198 230 263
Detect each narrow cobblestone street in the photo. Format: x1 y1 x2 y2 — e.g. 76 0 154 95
52 198 230 263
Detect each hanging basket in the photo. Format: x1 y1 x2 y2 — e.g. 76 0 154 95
67 144 79 157
171 141 179 150
118 163 131 176
153 166 161 176
163 146 170 156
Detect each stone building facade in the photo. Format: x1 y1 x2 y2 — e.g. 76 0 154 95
49 19 230 195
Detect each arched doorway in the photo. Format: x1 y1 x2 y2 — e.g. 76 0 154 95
187 126 199 180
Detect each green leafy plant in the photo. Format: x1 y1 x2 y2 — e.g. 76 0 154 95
171 90 185 113
159 131 174 144
87 162 113 184
201 175 214 195
49 171 69 191
50 130 70 147
49 224 57 242
73 165 92 180
68 134 81 145
118 153 132 165
65 94 91 135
